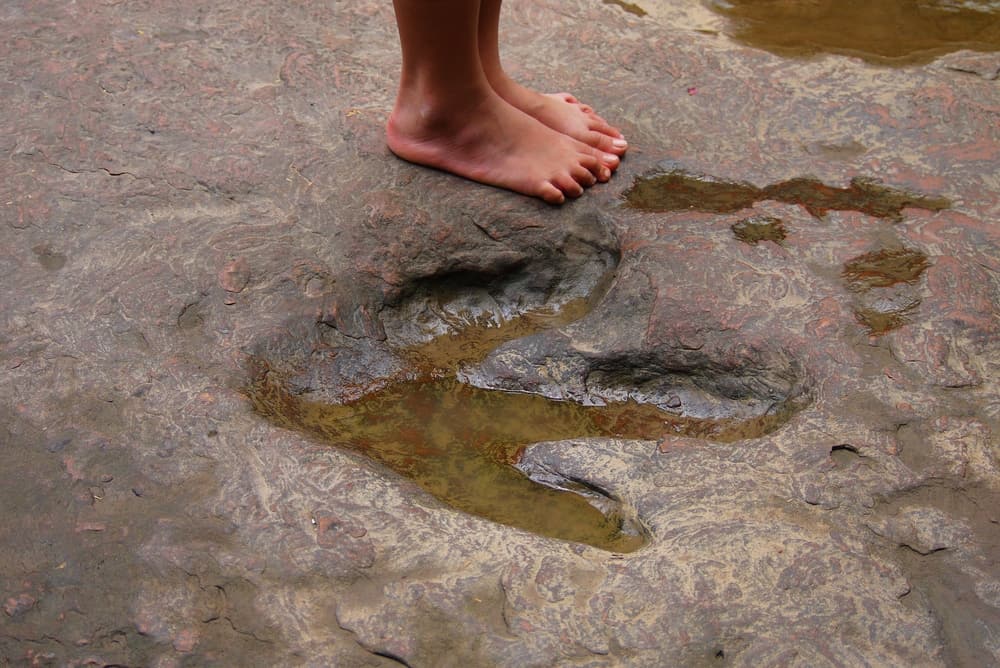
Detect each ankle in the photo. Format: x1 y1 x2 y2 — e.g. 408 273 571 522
390 81 494 136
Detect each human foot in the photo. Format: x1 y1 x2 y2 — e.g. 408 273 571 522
386 89 618 205
490 76 628 158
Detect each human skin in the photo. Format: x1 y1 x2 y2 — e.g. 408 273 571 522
386 0 627 204
477 0 629 157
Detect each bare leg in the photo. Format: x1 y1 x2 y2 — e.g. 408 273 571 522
386 0 618 204
478 0 628 158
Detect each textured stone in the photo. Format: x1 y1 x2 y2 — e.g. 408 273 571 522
1 0 998 665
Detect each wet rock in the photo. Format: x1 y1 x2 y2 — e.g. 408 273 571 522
925 417 998 484
939 51 1000 80
218 257 250 299
867 507 972 555
31 244 67 271
313 514 375 568
46 433 73 453
2 0 998 664
3 593 36 617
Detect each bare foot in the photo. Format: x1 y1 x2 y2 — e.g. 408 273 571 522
490 76 628 158
387 88 618 205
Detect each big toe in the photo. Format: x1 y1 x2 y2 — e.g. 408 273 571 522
583 130 629 156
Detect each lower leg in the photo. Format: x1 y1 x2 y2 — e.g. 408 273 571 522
477 0 628 157
387 0 612 204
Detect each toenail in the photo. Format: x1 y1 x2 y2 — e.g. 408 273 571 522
603 153 619 165
613 139 628 149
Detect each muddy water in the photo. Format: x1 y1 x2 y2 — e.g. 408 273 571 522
624 170 950 221
842 248 932 290
251 290 799 552
707 0 1000 65
731 216 786 245
252 375 655 552
252 371 796 552
842 247 931 334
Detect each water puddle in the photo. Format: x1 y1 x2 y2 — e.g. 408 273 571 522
842 248 932 289
706 0 1000 65
624 169 950 221
252 375 655 552
250 289 802 552
251 369 797 552
732 216 786 245
842 247 931 334
399 297 598 375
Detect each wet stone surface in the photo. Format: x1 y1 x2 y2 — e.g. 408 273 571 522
843 247 931 334
2 0 999 666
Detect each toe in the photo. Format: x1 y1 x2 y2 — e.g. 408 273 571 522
539 182 566 205
577 146 619 172
571 164 597 187
554 173 585 198
588 117 625 141
584 131 628 156
578 152 602 174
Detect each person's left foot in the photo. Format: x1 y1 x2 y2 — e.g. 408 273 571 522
490 76 629 158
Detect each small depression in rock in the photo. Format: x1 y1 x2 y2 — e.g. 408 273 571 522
252 371 684 552
604 0 648 17
842 247 931 290
32 243 67 271
831 444 863 467
732 216 786 245
854 307 914 335
843 247 931 334
707 0 1000 65
624 169 950 221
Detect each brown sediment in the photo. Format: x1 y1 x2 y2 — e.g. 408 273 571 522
249 362 799 552
853 307 912 335
624 169 950 221
842 248 932 291
400 297 597 375
707 0 1000 66
248 284 805 552
731 216 786 245
250 371 646 552
842 247 931 335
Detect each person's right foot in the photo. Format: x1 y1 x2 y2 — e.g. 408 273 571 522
386 88 619 205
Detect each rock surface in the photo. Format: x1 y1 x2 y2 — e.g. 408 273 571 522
2 0 998 666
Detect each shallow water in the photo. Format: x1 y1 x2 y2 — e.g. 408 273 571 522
250 282 805 553
731 216 787 245
251 357 799 552
842 247 932 291
842 247 931 334
624 170 950 221
707 0 1000 65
